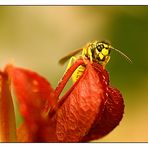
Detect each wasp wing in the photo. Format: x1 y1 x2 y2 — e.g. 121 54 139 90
59 48 82 65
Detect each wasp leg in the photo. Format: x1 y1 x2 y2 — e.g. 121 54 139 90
87 48 93 63
102 56 110 69
82 48 87 57
81 48 87 63
66 56 77 72
81 48 93 64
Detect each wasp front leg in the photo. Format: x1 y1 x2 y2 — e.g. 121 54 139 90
87 48 93 63
82 47 93 64
102 56 110 69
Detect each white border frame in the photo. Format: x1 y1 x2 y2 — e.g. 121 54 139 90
0 0 148 5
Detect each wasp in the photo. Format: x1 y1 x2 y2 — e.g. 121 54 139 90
59 40 132 83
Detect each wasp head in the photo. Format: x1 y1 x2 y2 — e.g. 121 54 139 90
92 41 111 63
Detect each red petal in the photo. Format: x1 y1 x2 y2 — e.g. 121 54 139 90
5 65 56 126
55 61 106 142
81 63 124 141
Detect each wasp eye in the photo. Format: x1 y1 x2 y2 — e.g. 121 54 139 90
97 45 102 52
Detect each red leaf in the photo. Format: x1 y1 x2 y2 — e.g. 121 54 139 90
0 72 16 142
16 123 34 142
5 65 56 127
52 59 124 142
4 59 124 142
82 62 124 141
54 61 106 142
17 118 58 142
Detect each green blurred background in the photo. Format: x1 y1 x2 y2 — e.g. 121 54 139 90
0 6 148 142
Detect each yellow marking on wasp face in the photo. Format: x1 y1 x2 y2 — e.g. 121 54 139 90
104 44 108 48
99 53 104 60
102 48 109 56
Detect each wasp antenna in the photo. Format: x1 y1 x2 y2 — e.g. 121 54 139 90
111 47 132 64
